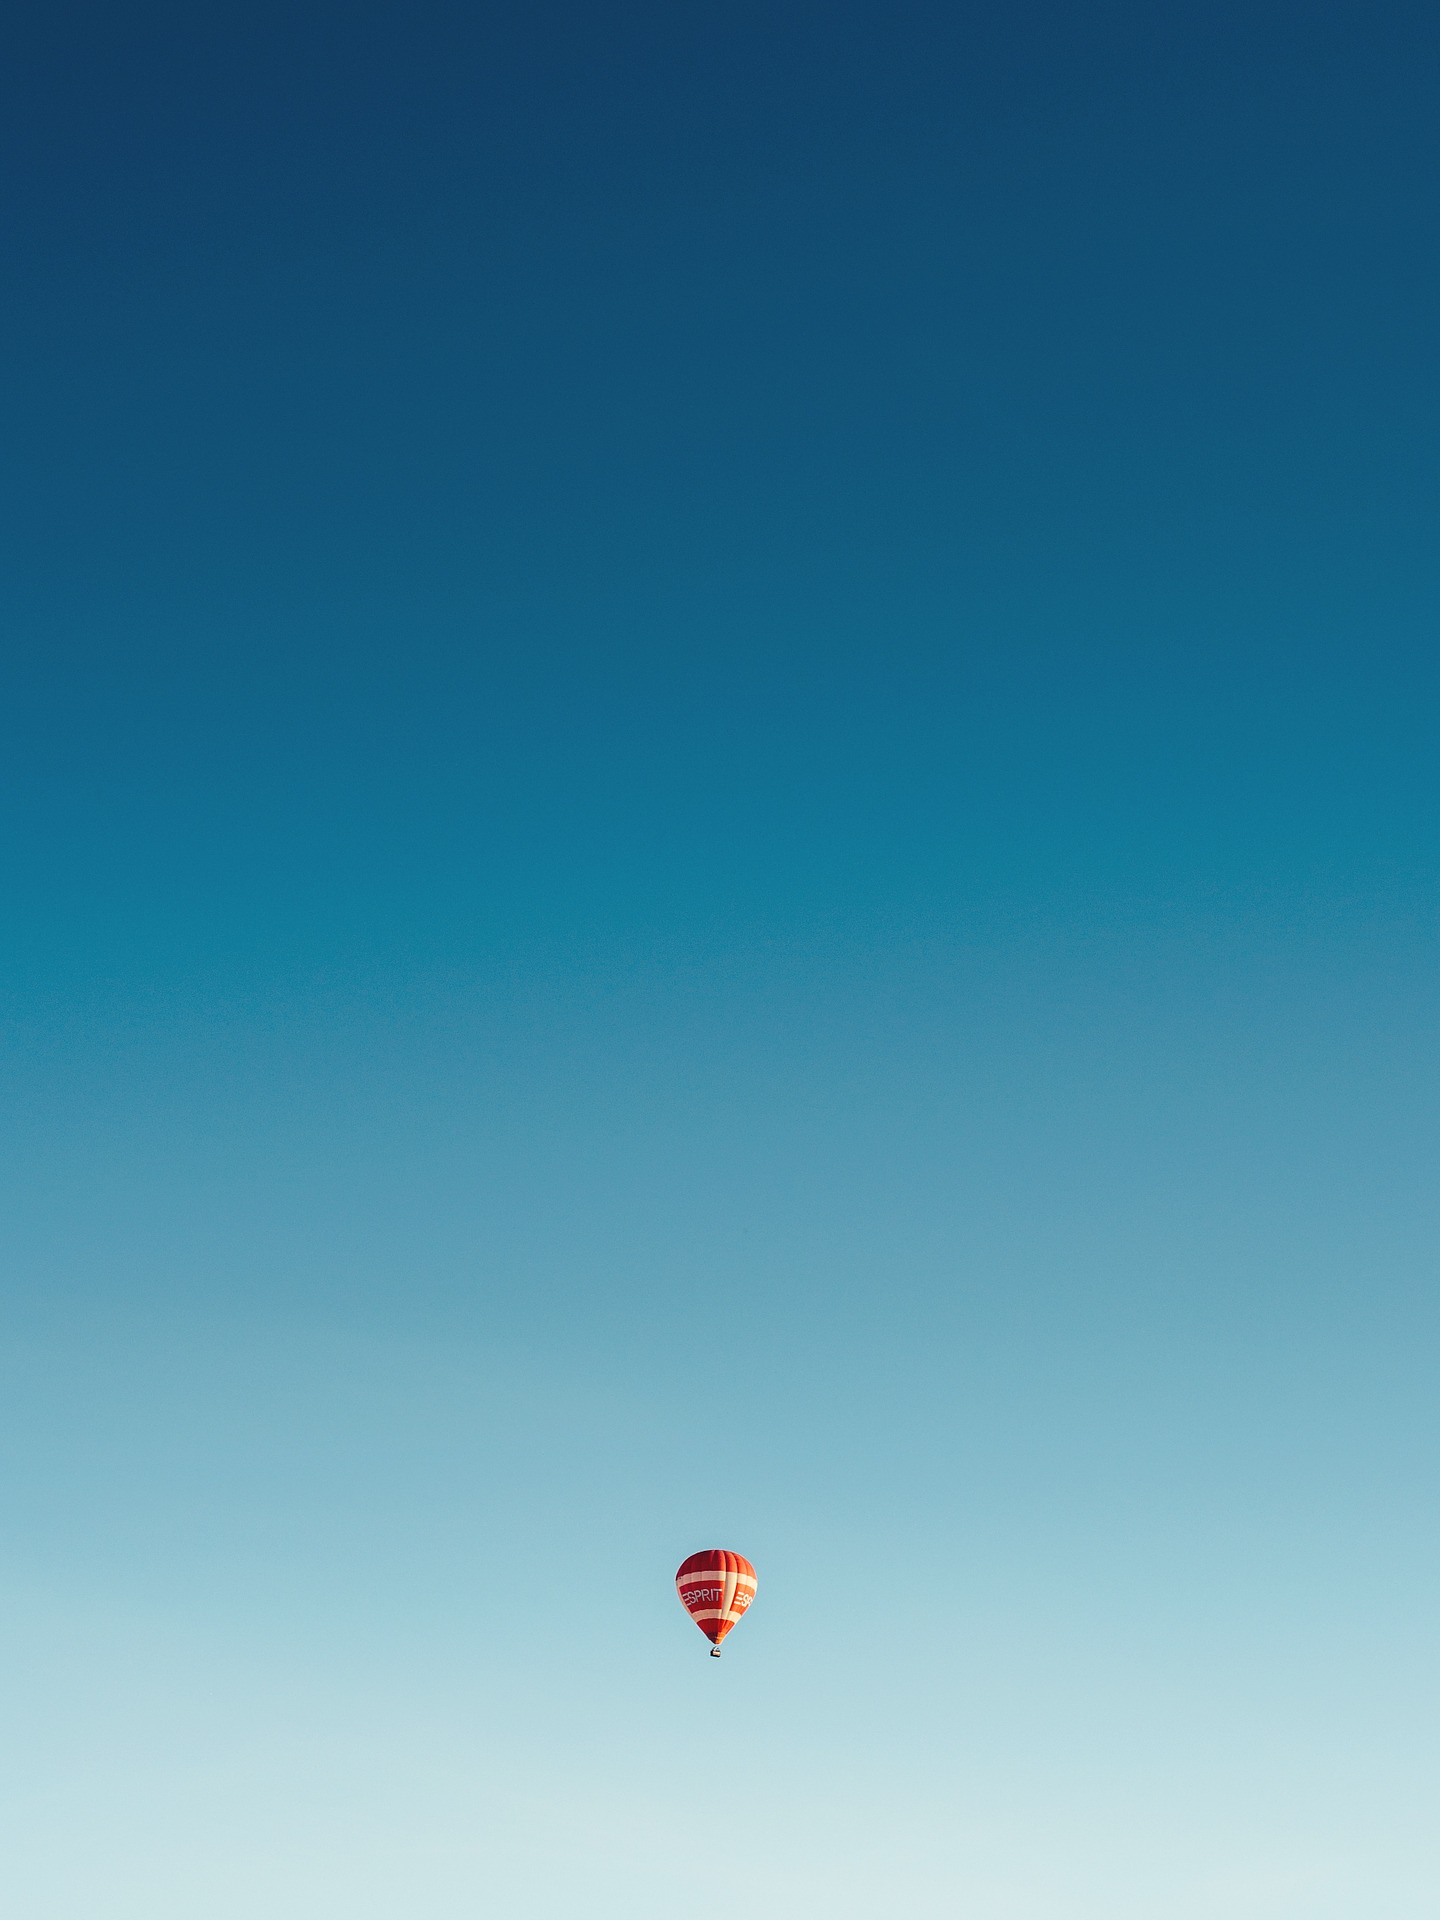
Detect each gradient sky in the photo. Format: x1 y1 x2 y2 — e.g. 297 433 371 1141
3 3 1439 1916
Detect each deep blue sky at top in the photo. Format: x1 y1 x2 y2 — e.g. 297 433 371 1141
4 0 1437 1013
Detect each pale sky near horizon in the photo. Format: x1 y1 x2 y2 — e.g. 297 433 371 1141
3 2 1439 1914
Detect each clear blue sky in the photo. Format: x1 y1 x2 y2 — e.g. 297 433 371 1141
2 3 1438 1914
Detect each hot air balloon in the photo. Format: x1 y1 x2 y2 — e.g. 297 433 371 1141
675 1549 757 1656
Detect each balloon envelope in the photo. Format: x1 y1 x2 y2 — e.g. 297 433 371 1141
675 1549 757 1649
